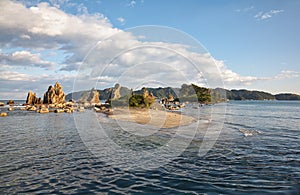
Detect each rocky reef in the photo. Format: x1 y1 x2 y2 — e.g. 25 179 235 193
19 82 78 114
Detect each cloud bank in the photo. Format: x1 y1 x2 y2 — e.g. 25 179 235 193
0 1 297 99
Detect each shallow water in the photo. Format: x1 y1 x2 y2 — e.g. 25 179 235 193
0 101 299 194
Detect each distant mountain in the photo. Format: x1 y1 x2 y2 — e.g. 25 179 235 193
214 88 275 100
66 84 215 103
213 88 300 101
135 87 180 99
275 93 300 100
66 86 181 101
66 84 300 102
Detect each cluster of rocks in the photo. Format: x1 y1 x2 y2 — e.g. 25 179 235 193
94 103 112 114
93 84 125 113
21 82 78 114
25 82 66 106
160 94 185 111
22 101 81 114
1 82 86 116
0 100 16 116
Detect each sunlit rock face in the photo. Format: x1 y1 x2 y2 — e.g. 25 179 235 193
43 82 66 104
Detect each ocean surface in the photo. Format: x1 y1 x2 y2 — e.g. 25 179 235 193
0 101 299 194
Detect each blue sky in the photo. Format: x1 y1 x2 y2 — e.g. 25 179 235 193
0 0 299 99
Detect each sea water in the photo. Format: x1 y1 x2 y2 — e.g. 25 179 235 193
0 101 299 194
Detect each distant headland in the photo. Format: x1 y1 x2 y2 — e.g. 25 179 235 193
66 83 300 102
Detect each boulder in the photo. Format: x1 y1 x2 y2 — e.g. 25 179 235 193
43 82 65 104
0 102 4 106
168 94 174 102
7 100 14 105
39 107 49 114
27 106 37 111
0 112 8 117
8 106 14 111
65 101 74 107
39 105 49 114
64 108 73 113
54 109 64 113
78 107 85 112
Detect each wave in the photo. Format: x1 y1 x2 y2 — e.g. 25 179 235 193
239 128 261 137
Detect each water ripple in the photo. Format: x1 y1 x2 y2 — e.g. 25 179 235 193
0 102 299 194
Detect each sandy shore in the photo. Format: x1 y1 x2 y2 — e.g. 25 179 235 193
107 108 196 128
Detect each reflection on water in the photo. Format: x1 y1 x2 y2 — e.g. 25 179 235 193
0 101 299 194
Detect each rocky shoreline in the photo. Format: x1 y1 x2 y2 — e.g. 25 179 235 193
0 82 196 129
0 82 89 117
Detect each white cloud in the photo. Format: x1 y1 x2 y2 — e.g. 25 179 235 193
254 9 284 20
274 70 300 79
0 1 297 99
76 3 89 15
117 17 126 25
0 68 77 99
0 0 116 48
0 70 33 81
0 51 55 69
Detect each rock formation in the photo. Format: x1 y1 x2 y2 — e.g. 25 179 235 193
110 83 121 100
167 94 174 102
87 88 100 104
0 112 7 117
38 105 49 114
26 91 42 105
43 82 66 104
141 87 155 100
78 88 100 103
142 87 149 98
7 100 14 105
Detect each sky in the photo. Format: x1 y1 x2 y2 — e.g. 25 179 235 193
0 0 299 99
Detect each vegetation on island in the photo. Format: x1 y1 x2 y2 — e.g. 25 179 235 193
129 94 155 108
